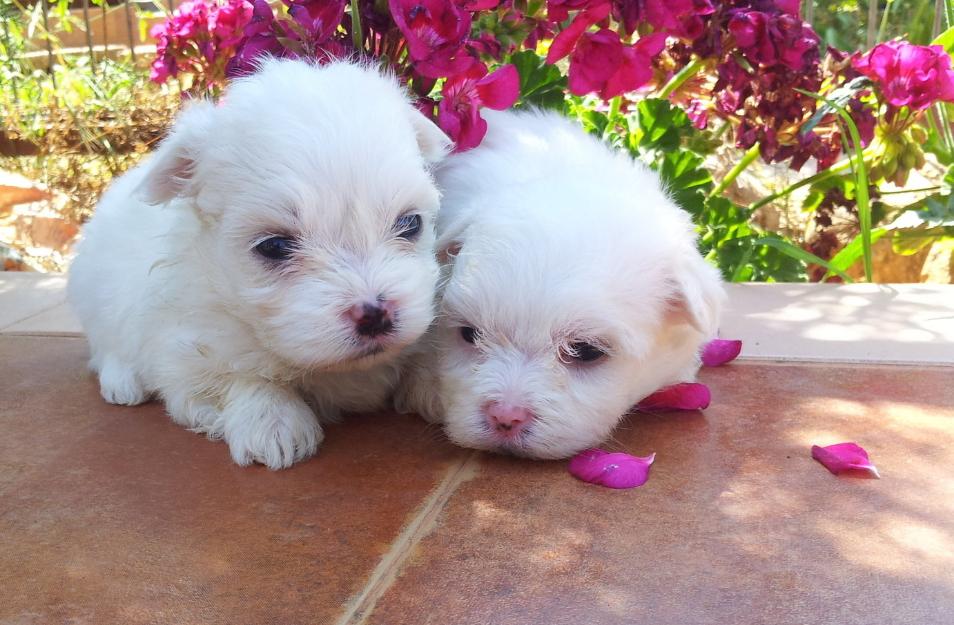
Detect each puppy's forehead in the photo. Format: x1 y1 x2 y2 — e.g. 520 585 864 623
207 118 438 239
445 234 666 348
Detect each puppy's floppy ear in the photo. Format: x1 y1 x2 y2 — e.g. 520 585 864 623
136 100 217 205
409 110 453 164
667 251 726 338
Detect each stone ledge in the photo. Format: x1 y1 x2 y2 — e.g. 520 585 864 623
2 273 952 365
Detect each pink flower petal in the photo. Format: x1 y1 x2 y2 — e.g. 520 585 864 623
637 382 711 411
701 338 742 367
568 449 656 489
811 443 880 478
545 2 611 64
476 64 519 110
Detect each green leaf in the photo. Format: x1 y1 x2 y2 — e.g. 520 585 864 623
634 98 692 152
825 228 888 278
891 225 954 255
510 50 568 111
657 150 712 216
754 236 854 282
932 25 954 56
800 76 871 136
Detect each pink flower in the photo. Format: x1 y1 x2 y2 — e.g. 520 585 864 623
150 0 254 85
853 40 954 111
569 449 656 489
458 0 500 9
774 0 800 16
390 0 474 78
284 0 346 43
211 0 254 46
567 30 665 99
545 2 611 64
701 338 742 367
547 0 605 23
225 0 294 78
612 0 713 38
438 63 519 151
811 443 880 478
637 382 711 411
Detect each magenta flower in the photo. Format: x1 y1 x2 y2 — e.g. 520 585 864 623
567 30 665 99
811 443 880 478
226 0 293 78
285 0 346 43
389 0 474 78
853 40 954 111
150 0 254 87
701 338 742 367
458 0 501 9
547 0 606 23
211 0 254 46
545 2 611 64
438 63 519 151
569 449 656 489
637 382 711 411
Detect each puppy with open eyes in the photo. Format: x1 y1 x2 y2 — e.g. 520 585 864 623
396 109 726 459
68 59 451 469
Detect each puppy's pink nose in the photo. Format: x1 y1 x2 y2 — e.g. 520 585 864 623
349 300 395 337
484 401 534 436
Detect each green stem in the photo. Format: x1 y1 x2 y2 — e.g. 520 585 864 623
878 186 940 195
350 0 363 52
748 148 875 212
658 58 704 99
710 143 760 198
604 96 622 140
712 121 731 141
796 88 874 281
877 0 895 42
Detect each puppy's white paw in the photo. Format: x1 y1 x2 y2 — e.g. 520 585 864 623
222 386 323 470
98 357 147 406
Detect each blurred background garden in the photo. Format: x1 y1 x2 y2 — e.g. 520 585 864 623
1 0 953 282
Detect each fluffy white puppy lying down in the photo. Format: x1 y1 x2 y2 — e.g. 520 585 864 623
68 59 451 469
396 109 726 459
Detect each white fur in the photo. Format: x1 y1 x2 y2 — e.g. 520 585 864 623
396 109 725 459
68 59 451 469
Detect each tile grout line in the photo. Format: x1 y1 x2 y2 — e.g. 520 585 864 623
0 296 67 333
333 450 482 625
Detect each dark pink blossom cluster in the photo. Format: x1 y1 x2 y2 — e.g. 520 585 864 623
677 0 840 168
220 0 519 150
544 0 714 98
150 0 253 91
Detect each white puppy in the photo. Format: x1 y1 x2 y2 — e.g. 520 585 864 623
396 109 725 459
68 59 451 469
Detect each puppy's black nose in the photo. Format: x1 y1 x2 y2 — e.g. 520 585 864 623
352 303 394 337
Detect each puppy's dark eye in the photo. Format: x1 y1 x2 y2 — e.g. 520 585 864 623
255 236 296 261
459 326 479 345
394 214 423 240
564 341 606 363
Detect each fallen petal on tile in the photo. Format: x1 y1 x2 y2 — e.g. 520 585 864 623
568 449 656 489
811 442 880 478
637 382 711 411
701 338 742 367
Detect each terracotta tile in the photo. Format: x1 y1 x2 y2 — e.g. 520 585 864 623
368 364 954 625
0 336 468 625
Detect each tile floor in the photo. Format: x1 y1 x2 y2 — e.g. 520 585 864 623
1 275 953 625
